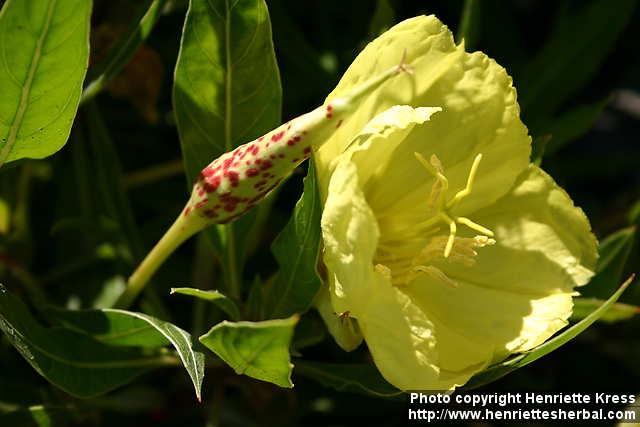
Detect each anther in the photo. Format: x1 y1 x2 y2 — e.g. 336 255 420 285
456 217 494 237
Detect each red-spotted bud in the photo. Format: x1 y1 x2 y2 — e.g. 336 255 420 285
115 53 412 308
185 52 412 225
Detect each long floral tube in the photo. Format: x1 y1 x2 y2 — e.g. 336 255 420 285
114 53 413 308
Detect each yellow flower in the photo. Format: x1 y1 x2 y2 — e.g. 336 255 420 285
314 16 598 390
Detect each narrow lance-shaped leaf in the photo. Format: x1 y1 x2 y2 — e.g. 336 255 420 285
570 298 640 324
0 0 92 168
170 287 240 321
199 316 298 388
464 275 635 389
48 307 205 401
518 0 636 118
262 162 322 319
581 226 636 299
81 0 167 104
0 285 173 398
0 405 71 427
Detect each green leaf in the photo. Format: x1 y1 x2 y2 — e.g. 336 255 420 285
170 287 240 321
292 313 326 351
531 134 551 166
294 361 402 399
173 0 282 185
518 0 636 118
456 0 481 50
582 226 636 298
48 307 205 400
570 298 639 323
541 98 610 155
172 0 282 300
262 163 322 319
464 275 635 389
0 285 172 398
199 316 298 388
368 0 395 39
629 199 640 225
80 0 167 104
0 0 92 168
0 405 70 427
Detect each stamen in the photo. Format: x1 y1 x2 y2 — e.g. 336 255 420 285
413 265 458 288
456 217 494 237
413 152 495 261
439 212 457 258
447 153 483 208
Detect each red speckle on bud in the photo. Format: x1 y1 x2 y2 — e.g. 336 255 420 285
326 104 333 118
271 131 285 142
260 160 273 170
246 168 259 177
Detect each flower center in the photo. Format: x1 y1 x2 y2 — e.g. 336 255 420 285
413 152 495 258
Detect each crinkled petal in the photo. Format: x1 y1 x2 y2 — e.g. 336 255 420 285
357 273 491 390
409 165 598 361
316 15 531 220
321 158 380 315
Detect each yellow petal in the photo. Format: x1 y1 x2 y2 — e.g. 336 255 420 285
314 285 363 352
408 165 598 362
357 272 492 390
316 15 531 220
321 158 379 315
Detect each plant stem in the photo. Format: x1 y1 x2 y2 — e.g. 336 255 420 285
123 159 184 190
224 224 241 301
115 212 206 309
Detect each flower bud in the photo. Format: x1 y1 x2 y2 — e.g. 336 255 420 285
182 52 412 226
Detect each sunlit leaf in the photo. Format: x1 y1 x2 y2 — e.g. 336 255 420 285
173 0 281 185
172 0 282 296
48 307 205 400
0 285 170 398
200 316 298 388
170 287 240 321
0 0 92 167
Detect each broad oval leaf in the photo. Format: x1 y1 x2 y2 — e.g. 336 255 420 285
199 316 298 388
464 275 635 389
0 285 171 398
48 307 205 400
262 162 322 319
0 0 92 167
173 0 282 185
170 287 240 321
